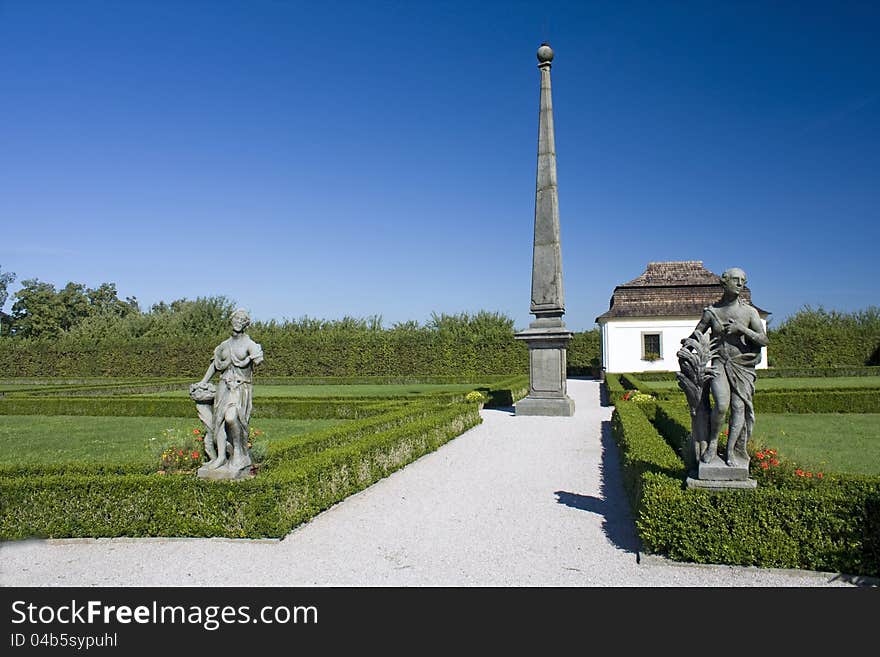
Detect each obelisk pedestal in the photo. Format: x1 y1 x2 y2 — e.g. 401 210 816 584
515 43 575 417
515 320 575 416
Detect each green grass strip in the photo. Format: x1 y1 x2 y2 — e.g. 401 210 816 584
0 416 344 471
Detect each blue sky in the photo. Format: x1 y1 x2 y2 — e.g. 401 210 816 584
1 0 877 332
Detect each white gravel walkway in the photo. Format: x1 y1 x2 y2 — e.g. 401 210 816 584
0 379 871 587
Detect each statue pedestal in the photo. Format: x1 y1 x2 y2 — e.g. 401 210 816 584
514 324 575 417
197 463 253 481
686 457 756 490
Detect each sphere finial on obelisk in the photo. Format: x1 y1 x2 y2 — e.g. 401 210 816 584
537 42 554 65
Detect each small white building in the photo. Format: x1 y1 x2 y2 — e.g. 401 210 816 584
596 261 769 374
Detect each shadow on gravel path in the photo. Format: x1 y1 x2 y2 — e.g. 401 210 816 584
554 419 642 560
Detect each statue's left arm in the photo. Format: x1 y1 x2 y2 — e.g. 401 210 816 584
249 340 264 367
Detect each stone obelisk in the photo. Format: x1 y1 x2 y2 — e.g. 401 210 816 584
514 43 575 416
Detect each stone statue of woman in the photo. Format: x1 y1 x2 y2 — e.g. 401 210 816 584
190 308 264 480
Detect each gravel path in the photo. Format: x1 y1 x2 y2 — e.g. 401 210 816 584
0 379 871 587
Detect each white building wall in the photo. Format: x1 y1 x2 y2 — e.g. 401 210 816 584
600 316 769 373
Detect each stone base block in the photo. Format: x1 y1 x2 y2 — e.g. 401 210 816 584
515 396 575 417
686 477 757 491
197 463 254 481
697 458 750 481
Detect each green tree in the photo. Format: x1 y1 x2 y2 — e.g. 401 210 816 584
57 282 91 332
87 282 139 316
0 265 15 336
144 295 236 338
10 279 66 338
7 278 138 338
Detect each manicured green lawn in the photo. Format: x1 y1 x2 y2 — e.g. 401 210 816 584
751 413 880 476
141 383 481 398
643 376 880 391
0 416 345 467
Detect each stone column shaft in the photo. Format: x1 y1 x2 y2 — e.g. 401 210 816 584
531 59 565 318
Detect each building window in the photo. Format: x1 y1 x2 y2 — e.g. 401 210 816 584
642 333 661 361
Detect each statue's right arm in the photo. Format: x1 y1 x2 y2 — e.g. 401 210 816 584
688 309 711 339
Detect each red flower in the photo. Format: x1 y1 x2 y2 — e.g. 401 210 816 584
768 449 777 456
817 472 824 479
806 472 813 478
191 451 199 459
756 451 765 460
192 429 201 435
178 450 184 457
770 458 779 466
796 469 804 477
723 428 729 436
761 461 770 470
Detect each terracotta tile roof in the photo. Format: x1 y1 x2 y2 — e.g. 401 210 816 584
595 261 770 322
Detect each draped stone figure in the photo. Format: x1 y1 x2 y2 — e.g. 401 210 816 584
677 268 768 487
190 308 264 480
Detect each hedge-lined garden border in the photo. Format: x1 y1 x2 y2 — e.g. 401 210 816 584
621 374 880 414
616 366 880 382
0 374 520 396
1 372 531 539
752 391 880 414
1 380 192 398
0 374 528 416
610 395 880 577
0 396 393 419
0 401 484 539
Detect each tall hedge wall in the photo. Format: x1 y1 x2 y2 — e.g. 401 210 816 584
0 331 603 378
767 307 880 368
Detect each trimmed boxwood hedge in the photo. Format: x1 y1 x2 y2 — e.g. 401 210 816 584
761 366 880 378
0 380 191 397
624 374 880 414
636 472 880 575
0 374 528 417
603 373 629 400
610 402 685 511
753 391 880 414
0 374 519 395
622 371 677 382
0 396 394 419
610 397 880 576
628 367 880 380
640 388 880 413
